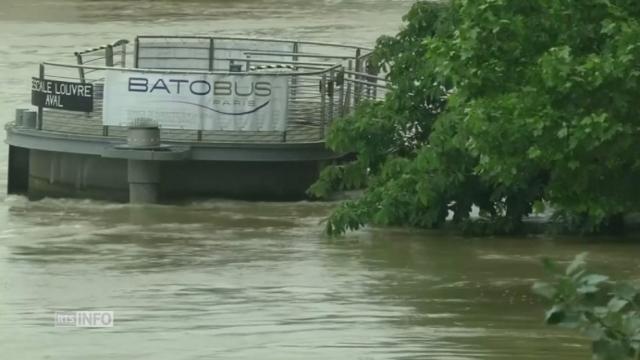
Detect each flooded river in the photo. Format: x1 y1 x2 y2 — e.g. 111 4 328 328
0 1 638 359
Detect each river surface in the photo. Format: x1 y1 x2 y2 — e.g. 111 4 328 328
0 1 638 359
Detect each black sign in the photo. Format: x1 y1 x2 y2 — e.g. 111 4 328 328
31 78 93 112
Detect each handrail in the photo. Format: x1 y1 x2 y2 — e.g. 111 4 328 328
225 58 337 67
343 70 388 82
75 39 129 56
346 78 389 89
242 51 358 60
42 61 344 77
136 35 373 52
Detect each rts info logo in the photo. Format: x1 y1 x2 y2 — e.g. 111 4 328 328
54 311 114 328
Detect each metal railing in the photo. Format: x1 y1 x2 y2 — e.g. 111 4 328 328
32 36 387 144
74 39 129 83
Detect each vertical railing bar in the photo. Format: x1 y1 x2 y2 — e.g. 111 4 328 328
75 53 85 83
134 36 140 68
291 41 299 101
365 59 372 99
103 45 114 136
347 59 354 111
320 73 327 140
282 94 290 143
328 70 335 125
354 48 362 106
75 54 92 123
200 38 214 142
105 45 114 67
121 43 127 67
37 64 44 130
372 72 378 99
292 41 299 62
344 82 352 115
338 70 345 118
208 37 214 71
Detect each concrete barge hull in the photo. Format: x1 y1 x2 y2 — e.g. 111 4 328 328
17 148 323 202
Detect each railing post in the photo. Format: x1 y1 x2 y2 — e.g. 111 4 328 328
319 74 327 140
328 70 335 125
354 48 362 106
103 45 114 136
347 59 354 111
121 42 127 67
344 82 352 116
199 38 214 142
292 41 299 63
208 37 214 71
338 69 346 117
281 75 289 143
364 58 377 100
134 37 140 68
105 44 114 67
37 64 44 130
371 72 378 100
75 52 85 83
291 41 299 100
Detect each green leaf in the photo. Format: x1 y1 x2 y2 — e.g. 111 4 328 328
557 311 583 329
557 127 568 139
592 339 629 360
545 305 566 325
607 298 629 313
621 316 640 341
582 274 609 286
614 283 639 301
578 285 600 295
566 253 588 276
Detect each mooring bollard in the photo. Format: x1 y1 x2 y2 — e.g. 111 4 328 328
128 159 160 204
126 121 161 204
127 125 160 148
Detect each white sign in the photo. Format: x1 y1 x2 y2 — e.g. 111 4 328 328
103 70 289 131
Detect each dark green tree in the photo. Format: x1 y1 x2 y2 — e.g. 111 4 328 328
310 0 640 235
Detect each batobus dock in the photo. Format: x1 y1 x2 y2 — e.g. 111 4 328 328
4 36 386 203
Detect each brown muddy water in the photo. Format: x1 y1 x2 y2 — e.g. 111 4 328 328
0 1 638 359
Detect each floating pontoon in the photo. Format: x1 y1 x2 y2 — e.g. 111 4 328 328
5 36 386 203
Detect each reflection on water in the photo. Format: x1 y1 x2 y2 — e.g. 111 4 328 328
0 0 636 359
